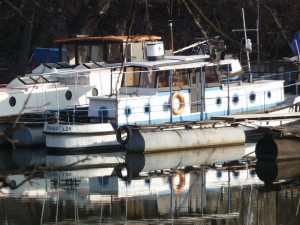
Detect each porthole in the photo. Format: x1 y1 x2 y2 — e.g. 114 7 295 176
92 88 98 96
249 91 256 103
232 94 239 105
216 170 222 178
267 91 271 99
144 103 151 113
65 90 72 101
125 106 132 117
9 96 16 107
233 171 240 178
250 169 256 177
163 102 170 111
98 106 108 119
216 97 222 106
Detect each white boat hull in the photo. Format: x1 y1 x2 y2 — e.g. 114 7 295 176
44 123 124 152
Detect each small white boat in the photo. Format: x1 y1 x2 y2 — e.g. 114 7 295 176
2 35 162 121
43 40 298 153
2 35 162 146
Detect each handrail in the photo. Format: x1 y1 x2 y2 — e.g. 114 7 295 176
44 76 300 125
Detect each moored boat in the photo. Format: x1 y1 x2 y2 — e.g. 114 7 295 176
6 35 161 146
43 40 299 153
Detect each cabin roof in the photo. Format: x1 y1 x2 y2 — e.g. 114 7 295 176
121 55 212 69
54 35 162 44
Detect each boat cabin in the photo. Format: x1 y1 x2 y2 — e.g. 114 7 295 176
54 35 162 66
86 41 284 125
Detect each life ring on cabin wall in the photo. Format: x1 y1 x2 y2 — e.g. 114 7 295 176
170 92 185 115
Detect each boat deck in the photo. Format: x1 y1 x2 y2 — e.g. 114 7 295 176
124 119 229 131
257 120 300 137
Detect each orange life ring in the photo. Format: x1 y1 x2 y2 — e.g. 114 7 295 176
170 92 185 115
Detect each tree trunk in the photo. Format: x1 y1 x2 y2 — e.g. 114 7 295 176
9 1 36 79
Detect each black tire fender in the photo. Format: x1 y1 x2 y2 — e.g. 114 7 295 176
116 125 132 144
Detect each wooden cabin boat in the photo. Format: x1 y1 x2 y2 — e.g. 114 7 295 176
43 41 296 153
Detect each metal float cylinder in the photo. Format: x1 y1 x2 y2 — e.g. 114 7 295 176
12 126 45 146
255 137 300 161
118 126 245 153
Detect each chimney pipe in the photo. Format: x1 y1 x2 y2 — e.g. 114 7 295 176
168 20 174 51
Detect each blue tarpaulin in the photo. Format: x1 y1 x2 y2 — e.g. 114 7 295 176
291 31 300 55
30 47 66 67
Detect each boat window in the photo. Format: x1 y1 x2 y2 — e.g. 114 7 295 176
144 103 151 113
30 76 48 83
122 67 155 88
107 43 122 63
78 45 89 64
156 69 189 88
42 75 58 83
172 69 189 87
123 67 140 87
91 45 104 63
64 44 75 65
156 70 170 88
9 96 16 107
19 77 36 85
65 90 72 101
204 66 219 83
139 69 154 87
249 91 256 103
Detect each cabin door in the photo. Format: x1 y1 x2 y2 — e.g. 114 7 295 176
190 69 204 113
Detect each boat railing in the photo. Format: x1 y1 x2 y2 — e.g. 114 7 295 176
44 84 298 125
43 70 299 125
260 70 300 95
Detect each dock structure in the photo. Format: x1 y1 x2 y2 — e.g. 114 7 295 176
212 112 300 143
256 120 300 138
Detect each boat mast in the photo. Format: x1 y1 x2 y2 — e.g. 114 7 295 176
242 8 253 83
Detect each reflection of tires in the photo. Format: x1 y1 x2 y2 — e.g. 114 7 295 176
169 172 186 194
115 163 132 181
116 125 132 144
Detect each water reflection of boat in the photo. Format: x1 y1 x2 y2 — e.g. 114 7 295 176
0 150 265 225
117 145 246 180
256 159 300 185
11 147 46 168
44 151 125 180
0 148 17 169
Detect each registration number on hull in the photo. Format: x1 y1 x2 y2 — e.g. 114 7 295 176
45 125 72 132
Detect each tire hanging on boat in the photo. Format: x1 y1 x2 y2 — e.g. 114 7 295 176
116 125 132 144
170 92 185 115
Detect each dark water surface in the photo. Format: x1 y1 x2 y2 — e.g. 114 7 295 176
0 146 300 225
